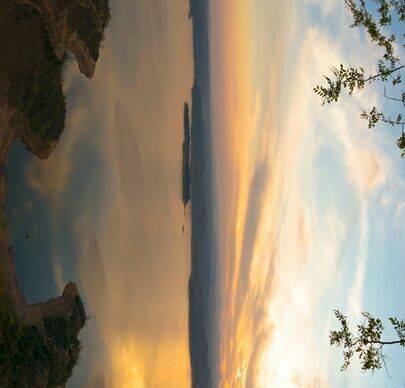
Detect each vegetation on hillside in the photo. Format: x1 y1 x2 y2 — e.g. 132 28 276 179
22 31 66 147
0 3 66 152
67 0 110 61
0 0 110 154
0 297 84 387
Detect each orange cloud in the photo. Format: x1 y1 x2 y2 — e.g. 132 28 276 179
211 0 393 386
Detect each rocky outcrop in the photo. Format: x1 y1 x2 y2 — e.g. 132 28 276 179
0 0 109 386
10 0 111 158
18 0 111 78
0 0 110 160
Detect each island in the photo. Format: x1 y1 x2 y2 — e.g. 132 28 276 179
183 102 191 207
0 1 110 386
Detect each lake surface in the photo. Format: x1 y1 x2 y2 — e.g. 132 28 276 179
6 1 193 386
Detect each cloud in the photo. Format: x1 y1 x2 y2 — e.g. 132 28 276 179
213 0 401 386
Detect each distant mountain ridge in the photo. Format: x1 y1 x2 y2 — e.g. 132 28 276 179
0 1 110 386
188 0 217 387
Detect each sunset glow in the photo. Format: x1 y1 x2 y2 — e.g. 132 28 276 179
211 0 404 386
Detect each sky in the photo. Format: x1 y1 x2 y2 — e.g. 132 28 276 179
5 0 405 387
210 0 405 386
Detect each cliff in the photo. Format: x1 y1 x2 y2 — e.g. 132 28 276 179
0 0 110 386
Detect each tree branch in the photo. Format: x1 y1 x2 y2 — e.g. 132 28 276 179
364 65 404 83
383 86 405 104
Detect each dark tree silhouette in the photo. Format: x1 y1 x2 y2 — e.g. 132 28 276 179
330 310 405 373
314 0 405 157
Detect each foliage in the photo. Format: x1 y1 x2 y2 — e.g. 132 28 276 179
314 0 405 157
330 309 405 373
22 32 66 146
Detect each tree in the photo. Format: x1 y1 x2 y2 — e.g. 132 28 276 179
314 0 405 157
330 310 405 373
